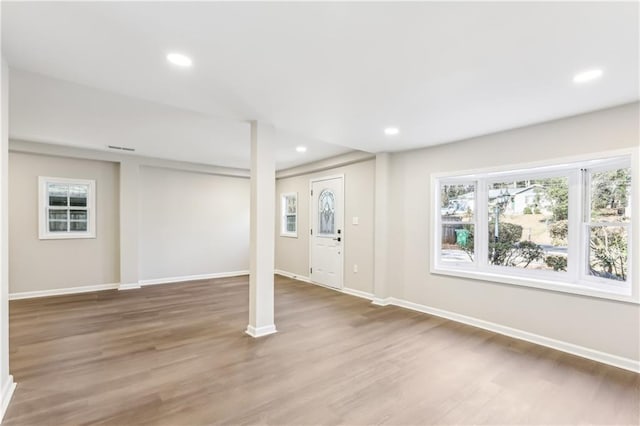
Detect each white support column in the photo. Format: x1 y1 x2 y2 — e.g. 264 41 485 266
119 160 141 290
372 153 391 305
0 58 16 421
246 121 277 337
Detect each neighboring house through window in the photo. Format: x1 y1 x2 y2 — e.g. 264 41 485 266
39 176 96 239
432 152 635 302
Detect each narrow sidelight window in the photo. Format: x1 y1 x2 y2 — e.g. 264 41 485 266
280 192 298 237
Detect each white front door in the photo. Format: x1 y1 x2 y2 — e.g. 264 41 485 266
310 176 344 289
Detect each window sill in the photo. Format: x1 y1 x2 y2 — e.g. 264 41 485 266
279 233 298 238
39 233 96 240
431 266 638 304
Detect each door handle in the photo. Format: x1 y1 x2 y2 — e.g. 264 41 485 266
333 237 341 242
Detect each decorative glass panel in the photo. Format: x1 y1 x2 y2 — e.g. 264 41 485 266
588 225 628 282
70 221 88 232
49 220 67 232
49 210 68 221
69 185 88 207
48 184 68 206
70 210 87 220
441 224 474 263
590 168 631 223
318 189 335 235
286 196 296 215
487 177 568 271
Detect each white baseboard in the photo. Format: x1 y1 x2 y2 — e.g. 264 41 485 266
245 324 277 338
275 269 311 283
118 282 141 291
9 283 120 300
275 271 639 372
342 287 375 300
0 375 16 423
371 297 392 306
388 297 640 373
11 271 251 299
276 269 375 301
138 270 249 286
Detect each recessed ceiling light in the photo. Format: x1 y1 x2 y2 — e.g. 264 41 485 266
296 146 307 153
573 69 603 84
167 53 193 68
384 127 399 136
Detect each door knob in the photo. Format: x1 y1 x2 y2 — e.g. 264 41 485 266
333 237 341 242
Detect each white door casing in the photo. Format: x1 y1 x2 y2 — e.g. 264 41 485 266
310 175 344 289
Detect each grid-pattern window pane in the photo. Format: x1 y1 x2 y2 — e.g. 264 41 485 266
70 221 88 232
40 177 95 239
49 210 68 221
70 210 87 220
69 185 88 207
48 184 68 206
49 221 67 232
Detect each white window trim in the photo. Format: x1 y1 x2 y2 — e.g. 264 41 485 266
280 192 298 238
430 148 638 304
38 176 96 240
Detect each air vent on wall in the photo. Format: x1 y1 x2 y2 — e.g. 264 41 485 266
107 145 136 152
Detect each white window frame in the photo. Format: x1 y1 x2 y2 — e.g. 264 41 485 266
431 149 638 304
38 176 96 240
280 192 298 238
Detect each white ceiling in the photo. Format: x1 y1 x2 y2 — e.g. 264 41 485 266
2 1 638 169
8 70 350 170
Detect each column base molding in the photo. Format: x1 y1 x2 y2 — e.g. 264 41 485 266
245 324 277 338
371 297 392 306
118 282 141 290
0 375 16 422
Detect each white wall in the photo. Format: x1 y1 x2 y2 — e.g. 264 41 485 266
0 57 15 422
388 102 640 361
275 159 375 294
139 166 250 281
7 141 251 294
8 152 120 293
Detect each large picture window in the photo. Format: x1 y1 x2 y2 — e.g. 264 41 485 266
432 154 635 301
39 177 96 239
